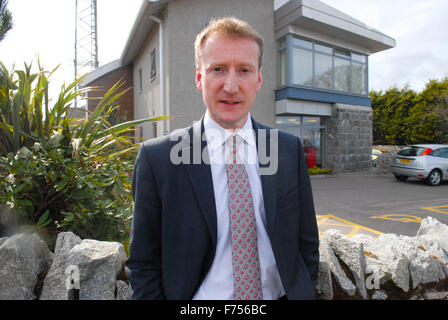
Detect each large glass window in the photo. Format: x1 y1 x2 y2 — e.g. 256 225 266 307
315 52 332 89
292 47 313 86
334 56 350 92
278 39 287 86
351 61 367 94
278 50 287 86
278 36 368 95
275 116 326 168
293 38 312 49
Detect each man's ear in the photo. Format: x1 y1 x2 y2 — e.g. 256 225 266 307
195 66 203 92
256 66 263 92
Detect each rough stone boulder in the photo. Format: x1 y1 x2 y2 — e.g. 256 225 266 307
116 280 132 300
41 232 128 300
316 246 333 300
379 233 440 289
68 239 127 300
0 233 53 300
323 229 368 299
318 238 356 298
398 235 448 282
40 232 82 300
352 233 410 292
417 216 448 255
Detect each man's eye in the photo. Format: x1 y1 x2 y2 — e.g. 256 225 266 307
241 68 249 73
213 67 222 72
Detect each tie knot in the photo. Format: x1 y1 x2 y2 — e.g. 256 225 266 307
227 134 243 149
226 134 244 164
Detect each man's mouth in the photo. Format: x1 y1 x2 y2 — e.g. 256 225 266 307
220 100 241 105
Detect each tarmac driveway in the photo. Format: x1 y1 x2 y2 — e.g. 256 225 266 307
310 170 448 238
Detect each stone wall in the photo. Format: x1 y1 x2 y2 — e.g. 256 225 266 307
327 103 373 172
0 232 131 300
317 216 448 300
371 145 404 174
1 216 447 300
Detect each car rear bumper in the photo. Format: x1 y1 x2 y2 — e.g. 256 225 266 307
391 165 430 179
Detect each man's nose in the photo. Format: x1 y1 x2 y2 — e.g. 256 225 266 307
223 70 239 94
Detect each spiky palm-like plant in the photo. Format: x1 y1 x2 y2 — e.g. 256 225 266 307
0 0 13 42
0 61 167 246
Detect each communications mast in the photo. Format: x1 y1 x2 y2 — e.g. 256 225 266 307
73 0 98 114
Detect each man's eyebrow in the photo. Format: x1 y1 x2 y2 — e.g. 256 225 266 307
239 64 256 69
208 62 257 68
208 62 225 67
205 63 225 70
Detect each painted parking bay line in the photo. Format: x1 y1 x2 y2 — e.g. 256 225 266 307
317 214 383 238
421 205 448 215
370 214 423 224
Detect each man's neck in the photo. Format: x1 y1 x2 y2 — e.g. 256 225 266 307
205 110 250 133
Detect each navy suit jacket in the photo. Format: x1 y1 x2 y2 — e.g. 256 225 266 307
125 117 319 300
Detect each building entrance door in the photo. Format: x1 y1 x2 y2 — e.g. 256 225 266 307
275 116 326 168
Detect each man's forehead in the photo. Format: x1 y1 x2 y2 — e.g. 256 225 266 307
201 35 260 64
204 33 258 47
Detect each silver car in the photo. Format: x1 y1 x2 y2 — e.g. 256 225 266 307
391 144 448 186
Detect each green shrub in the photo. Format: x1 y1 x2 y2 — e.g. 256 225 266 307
0 61 167 249
370 78 448 145
0 139 133 247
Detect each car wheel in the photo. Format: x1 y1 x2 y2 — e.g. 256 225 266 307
394 174 408 181
426 169 442 186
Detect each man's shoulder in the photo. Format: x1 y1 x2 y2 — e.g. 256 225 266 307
140 125 192 150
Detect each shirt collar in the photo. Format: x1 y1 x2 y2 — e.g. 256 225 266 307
203 112 256 152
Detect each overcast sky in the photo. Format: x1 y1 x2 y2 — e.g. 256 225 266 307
1 0 447 99
321 0 448 92
0 0 141 100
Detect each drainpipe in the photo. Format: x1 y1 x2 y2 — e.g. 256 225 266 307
149 15 166 136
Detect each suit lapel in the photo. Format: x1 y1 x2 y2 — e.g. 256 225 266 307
252 118 278 239
183 118 217 247
182 117 278 246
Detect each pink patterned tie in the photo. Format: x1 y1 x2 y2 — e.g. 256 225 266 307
226 135 263 300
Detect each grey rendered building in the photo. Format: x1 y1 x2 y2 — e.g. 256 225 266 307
83 0 395 172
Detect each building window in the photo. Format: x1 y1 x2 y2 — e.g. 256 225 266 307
138 126 144 138
315 44 333 90
351 53 367 95
150 49 156 81
138 68 143 93
278 35 368 95
275 116 326 168
152 122 157 138
292 46 313 86
334 50 350 92
277 39 287 86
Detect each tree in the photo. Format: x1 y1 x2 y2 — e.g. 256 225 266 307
0 0 13 42
370 86 417 145
414 78 448 143
370 78 448 145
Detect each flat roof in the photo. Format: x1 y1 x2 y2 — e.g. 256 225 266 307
114 0 395 71
275 0 396 54
80 59 122 87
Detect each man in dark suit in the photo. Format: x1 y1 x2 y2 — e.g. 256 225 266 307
125 17 319 300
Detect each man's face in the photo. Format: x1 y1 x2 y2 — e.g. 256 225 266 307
195 35 262 131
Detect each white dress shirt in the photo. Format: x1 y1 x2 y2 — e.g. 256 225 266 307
192 112 285 300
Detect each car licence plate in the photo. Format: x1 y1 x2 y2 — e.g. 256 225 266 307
399 159 412 164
